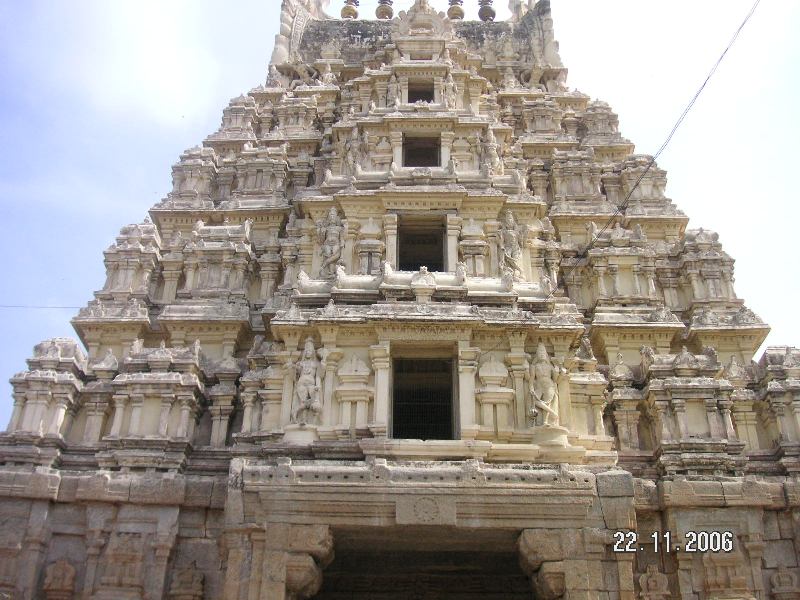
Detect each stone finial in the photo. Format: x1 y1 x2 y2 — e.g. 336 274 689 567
341 0 359 19
478 0 496 22
448 0 465 20
376 0 393 19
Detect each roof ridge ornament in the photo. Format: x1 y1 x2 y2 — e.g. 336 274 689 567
479 0 496 22
394 0 454 40
448 0 464 20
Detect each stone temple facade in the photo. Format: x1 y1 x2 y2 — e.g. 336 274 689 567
2 0 799 598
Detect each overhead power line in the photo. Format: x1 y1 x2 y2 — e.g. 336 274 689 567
0 305 82 310
549 0 762 301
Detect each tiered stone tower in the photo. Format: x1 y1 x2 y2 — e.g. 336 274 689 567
2 1 798 598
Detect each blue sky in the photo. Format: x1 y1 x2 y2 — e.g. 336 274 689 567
0 0 798 428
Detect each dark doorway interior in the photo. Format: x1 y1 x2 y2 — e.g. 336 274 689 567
397 217 445 272
403 136 441 167
393 358 454 440
314 549 531 599
408 79 436 103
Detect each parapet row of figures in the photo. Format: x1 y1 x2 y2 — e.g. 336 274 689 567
5 330 800 475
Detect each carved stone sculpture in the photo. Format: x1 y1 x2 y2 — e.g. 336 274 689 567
499 210 525 281
529 343 563 426
292 338 323 425
638 564 670 600
387 74 401 108
443 72 458 109
316 207 345 279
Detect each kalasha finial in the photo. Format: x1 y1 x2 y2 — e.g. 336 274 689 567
376 0 394 19
341 0 359 19
448 0 465 20
478 0 496 22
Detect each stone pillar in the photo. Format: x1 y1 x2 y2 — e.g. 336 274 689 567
441 131 455 166
369 342 391 437
281 360 296 428
321 348 343 429
22 391 49 434
468 80 483 115
595 266 608 298
258 390 270 433
390 131 403 167
613 400 641 450
688 271 705 301
591 396 607 437
672 398 690 440
258 256 281 305
632 265 642 296
506 331 529 430
158 393 172 437
263 367 285 432
608 265 620 297
484 220 500 276
19 500 51 600
7 391 25 432
210 404 235 447
383 214 398 269
458 343 480 440
82 401 108 444
705 397 725 440
128 393 145 437
108 394 128 437
654 400 673 444
240 382 259 434
177 394 194 439
150 524 178 600
731 400 759 450
445 214 462 272
343 220 359 274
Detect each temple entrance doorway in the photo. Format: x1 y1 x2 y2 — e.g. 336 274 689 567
313 526 532 599
392 358 455 440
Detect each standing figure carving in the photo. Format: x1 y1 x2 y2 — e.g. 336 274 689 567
443 72 458 109
638 564 670 600
344 126 361 176
292 337 324 424
499 210 526 281
483 128 503 175
529 343 564 426
387 74 401 108
317 207 346 279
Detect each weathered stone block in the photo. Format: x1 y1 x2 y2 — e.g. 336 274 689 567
596 470 635 498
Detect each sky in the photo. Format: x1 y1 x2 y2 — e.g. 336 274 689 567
0 0 798 428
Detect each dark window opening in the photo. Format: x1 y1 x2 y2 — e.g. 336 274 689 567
403 136 441 167
397 216 445 272
408 79 435 103
392 358 454 440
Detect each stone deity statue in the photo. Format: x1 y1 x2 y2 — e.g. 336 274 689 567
499 210 526 281
316 207 346 279
529 343 564 426
320 62 338 86
638 564 670 600
291 338 324 424
483 128 503 175
443 72 458 109
344 126 361 176
387 74 401 108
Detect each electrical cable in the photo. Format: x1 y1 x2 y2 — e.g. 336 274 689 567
548 0 762 302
